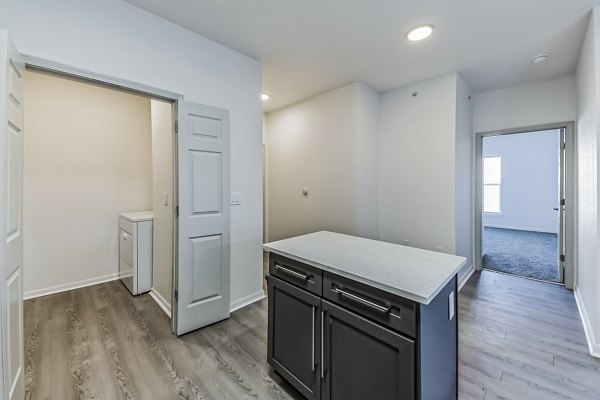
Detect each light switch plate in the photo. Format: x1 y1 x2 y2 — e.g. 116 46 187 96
230 192 242 205
448 291 455 320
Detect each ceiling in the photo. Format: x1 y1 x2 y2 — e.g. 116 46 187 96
124 0 599 112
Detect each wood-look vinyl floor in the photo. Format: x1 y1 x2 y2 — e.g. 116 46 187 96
24 271 600 400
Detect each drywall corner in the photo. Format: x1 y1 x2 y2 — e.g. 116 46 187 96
575 6 600 359
455 74 474 268
355 82 380 240
378 73 458 252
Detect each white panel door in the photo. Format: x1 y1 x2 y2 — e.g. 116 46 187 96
174 101 230 335
0 30 24 400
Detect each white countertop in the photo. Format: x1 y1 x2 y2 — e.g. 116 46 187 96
263 231 466 305
119 211 154 222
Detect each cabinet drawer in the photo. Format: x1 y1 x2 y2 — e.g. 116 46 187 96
119 229 135 266
269 253 322 296
323 272 416 338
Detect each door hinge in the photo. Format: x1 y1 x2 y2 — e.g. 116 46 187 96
560 254 566 262
561 142 566 150
174 120 179 134
560 198 565 206
174 289 179 302
175 206 179 218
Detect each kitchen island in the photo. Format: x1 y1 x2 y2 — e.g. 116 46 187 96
263 231 466 400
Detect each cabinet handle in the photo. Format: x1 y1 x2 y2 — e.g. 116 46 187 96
333 288 390 313
321 310 325 379
274 264 309 280
311 306 315 371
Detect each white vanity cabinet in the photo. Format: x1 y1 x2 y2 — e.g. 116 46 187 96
119 211 153 295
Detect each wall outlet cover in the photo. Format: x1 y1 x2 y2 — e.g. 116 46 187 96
230 192 242 205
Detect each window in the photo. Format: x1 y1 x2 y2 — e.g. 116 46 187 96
483 156 501 214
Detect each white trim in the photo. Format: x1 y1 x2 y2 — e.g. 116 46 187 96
149 288 172 318
230 290 266 313
458 264 475 291
24 272 121 300
22 54 183 101
483 212 503 217
574 288 600 358
483 224 559 235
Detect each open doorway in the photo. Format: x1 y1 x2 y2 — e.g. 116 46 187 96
23 67 176 310
475 123 575 288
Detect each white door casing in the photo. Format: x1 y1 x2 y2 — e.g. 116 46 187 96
174 101 230 336
0 30 24 400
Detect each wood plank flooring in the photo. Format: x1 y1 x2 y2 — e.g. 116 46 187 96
24 271 600 399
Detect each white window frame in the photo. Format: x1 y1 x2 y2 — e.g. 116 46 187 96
483 155 502 215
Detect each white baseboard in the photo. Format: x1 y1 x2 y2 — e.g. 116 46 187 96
149 288 172 318
230 290 266 313
458 263 475 291
24 272 122 300
574 288 600 358
483 224 558 235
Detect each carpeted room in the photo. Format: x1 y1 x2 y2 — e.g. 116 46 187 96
482 129 562 283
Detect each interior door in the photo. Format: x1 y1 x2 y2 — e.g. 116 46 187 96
0 30 24 400
174 101 230 335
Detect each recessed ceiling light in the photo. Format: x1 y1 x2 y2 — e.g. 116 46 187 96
531 54 549 64
261 92 271 101
407 24 434 42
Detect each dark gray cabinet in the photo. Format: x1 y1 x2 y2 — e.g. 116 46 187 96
268 275 321 400
267 253 458 400
321 300 415 400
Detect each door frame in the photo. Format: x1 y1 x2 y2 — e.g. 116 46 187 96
474 121 576 289
20 55 184 330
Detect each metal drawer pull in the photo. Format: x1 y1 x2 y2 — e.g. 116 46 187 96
311 306 315 371
321 310 325 379
274 264 309 280
333 288 390 313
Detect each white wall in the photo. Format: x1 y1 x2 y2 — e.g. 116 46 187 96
575 7 600 357
355 83 380 239
23 69 153 297
0 0 264 309
265 82 379 242
473 74 577 134
455 75 474 273
379 74 458 254
482 130 560 233
150 100 173 313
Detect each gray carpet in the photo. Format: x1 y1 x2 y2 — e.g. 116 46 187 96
482 227 559 282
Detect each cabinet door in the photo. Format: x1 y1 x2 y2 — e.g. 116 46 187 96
268 276 321 400
322 300 415 400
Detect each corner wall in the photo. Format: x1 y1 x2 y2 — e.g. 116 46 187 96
265 82 379 242
1 0 264 309
455 75 474 281
378 74 458 254
575 7 600 357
